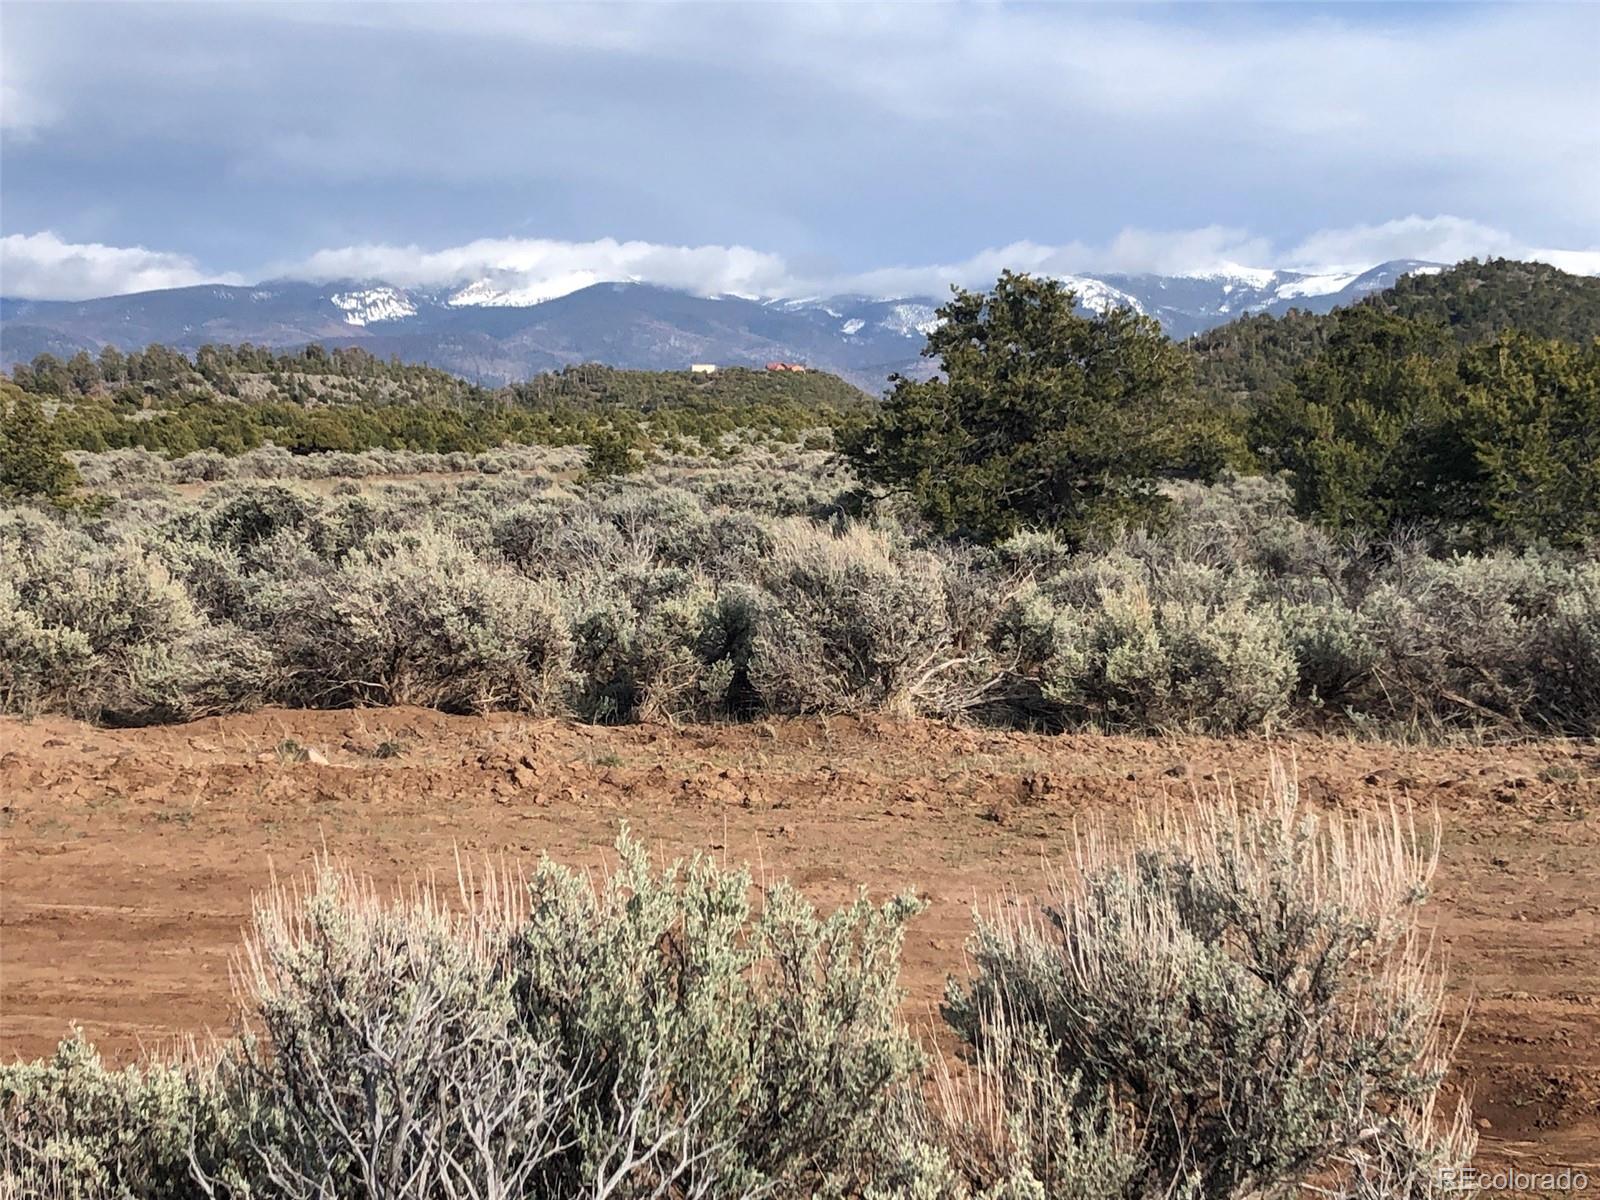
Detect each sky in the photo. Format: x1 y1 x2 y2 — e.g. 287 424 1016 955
1 1 1598 301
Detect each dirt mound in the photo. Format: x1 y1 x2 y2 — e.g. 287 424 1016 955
3 709 1597 1174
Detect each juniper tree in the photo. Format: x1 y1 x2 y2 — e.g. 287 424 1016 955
840 271 1235 543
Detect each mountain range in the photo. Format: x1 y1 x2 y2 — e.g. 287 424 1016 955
0 260 1446 391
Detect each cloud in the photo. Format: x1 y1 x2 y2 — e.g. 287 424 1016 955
1281 216 1600 278
1286 216 1530 274
279 229 1288 300
0 232 242 300
284 237 794 302
5 219 1598 304
279 219 1598 302
2 2 1596 269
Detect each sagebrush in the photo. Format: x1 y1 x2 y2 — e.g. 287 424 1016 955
2 781 1476 1198
3 457 1595 736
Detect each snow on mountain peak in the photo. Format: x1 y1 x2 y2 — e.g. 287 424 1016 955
1176 263 1279 289
880 302 941 337
447 272 604 308
329 286 416 326
1274 271 1362 301
1060 275 1144 315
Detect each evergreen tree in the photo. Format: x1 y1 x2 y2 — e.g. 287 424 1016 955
840 271 1233 542
0 384 86 506
583 425 641 480
1250 307 1456 534
97 344 127 385
1447 332 1600 548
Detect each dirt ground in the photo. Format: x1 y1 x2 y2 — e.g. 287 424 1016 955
3 709 1597 1180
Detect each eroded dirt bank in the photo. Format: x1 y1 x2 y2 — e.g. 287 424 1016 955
2 710 1597 1173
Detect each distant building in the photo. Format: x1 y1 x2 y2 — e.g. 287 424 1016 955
690 363 718 374
765 362 807 372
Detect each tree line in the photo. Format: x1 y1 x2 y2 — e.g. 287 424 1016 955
842 265 1600 550
7 259 1599 550
1 352 865 503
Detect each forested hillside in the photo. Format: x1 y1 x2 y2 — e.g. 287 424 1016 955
1192 257 1600 409
2 344 863 458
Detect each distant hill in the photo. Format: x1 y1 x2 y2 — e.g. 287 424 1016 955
8 259 1593 406
4 342 866 459
1 260 1470 391
1191 258 1600 409
0 283 941 393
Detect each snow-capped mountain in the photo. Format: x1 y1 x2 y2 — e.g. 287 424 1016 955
1070 260 1450 338
329 286 418 326
0 259 1452 388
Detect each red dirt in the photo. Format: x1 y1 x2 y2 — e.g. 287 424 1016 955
3 710 1597 1178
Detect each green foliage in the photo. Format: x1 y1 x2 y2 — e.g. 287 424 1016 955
1253 309 1600 547
0 384 87 507
1194 256 1600 412
583 424 642 480
1250 307 1457 535
6 346 863 462
840 272 1237 543
1448 332 1600 548
1371 257 1600 344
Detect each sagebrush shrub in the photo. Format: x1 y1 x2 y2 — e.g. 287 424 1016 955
1004 554 1296 733
0 1031 225 1199
1158 591 1295 732
1540 560 1600 728
2 834 928 1200
272 529 573 712
748 521 985 716
212 868 587 1198
509 833 926 1197
3 465 1597 734
0 511 198 719
942 773 1475 1199
1359 552 1561 728
1280 594 1379 711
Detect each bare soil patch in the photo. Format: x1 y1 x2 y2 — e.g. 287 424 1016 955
2 710 1597 1176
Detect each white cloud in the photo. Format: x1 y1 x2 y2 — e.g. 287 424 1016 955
0 231 242 300
6 219 1598 304
1285 216 1524 274
1282 215 1600 278
275 220 1600 302
280 231 1282 301
283 236 794 301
